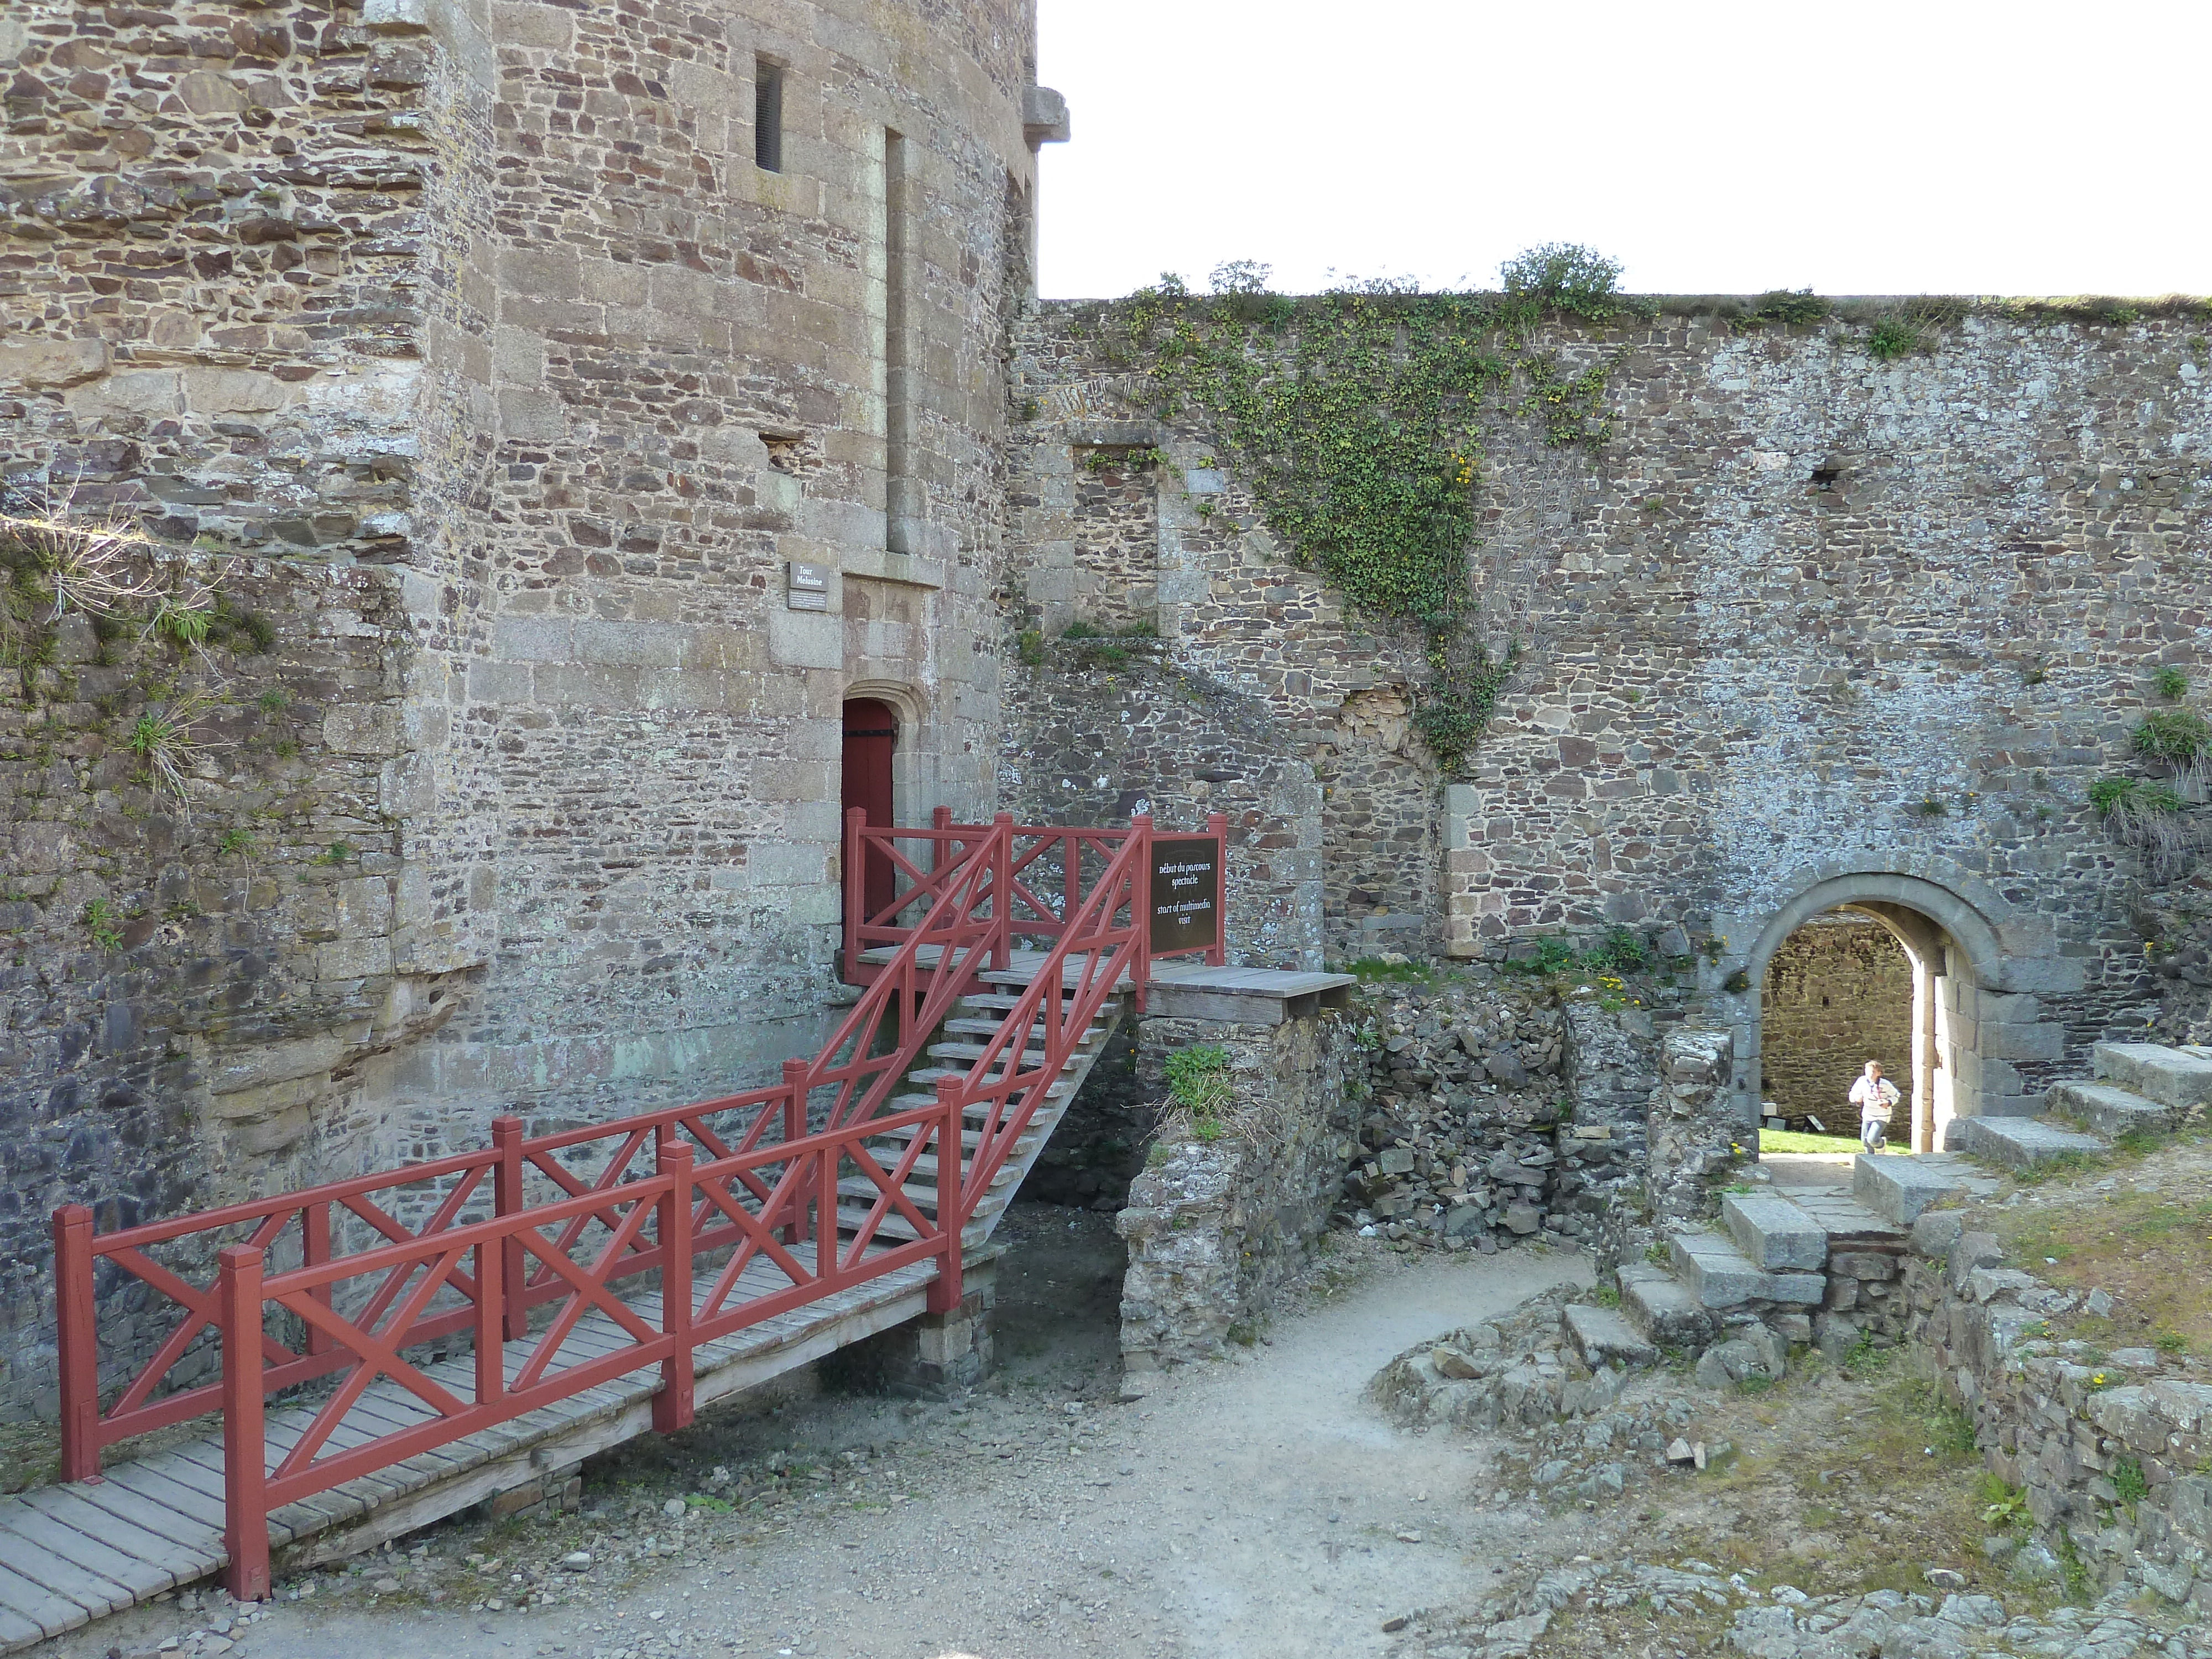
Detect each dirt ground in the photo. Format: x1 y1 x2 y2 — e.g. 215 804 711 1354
45 1207 1596 1659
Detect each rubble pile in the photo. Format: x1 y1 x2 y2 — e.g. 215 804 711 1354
1394 1562 2208 1659
1368 1288 1634 1434
1341 979 1587 1249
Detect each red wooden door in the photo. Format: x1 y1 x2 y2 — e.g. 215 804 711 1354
842 699 899 922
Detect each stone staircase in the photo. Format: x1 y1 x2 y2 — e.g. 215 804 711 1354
1948 1039 2212 1168
1563 1040 2210 1370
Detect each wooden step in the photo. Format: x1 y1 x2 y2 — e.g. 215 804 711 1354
941 1016 1108 1041
867 1123 995 1150
836 1206 988 1247
926 1041 1082 1069
901 1069 1076 1099
961 992 1082 1013
834 1166 1014 1211
865 1146 1032 1180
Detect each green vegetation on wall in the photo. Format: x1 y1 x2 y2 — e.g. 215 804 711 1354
1095 246 1639 770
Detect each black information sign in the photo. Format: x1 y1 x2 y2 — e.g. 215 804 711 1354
1148 837 1219 953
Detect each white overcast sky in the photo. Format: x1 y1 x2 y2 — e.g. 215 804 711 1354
1034 0 2210 300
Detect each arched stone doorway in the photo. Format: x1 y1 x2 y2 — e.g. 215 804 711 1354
1759 913 1916 1136
1713 859 2081 1152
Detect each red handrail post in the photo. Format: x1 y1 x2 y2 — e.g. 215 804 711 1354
1206 810 1229 966
1131 812 1154 1014
653 1143 695 1434
926 1076 965 1315
474 1230 504 1407
217 1245 271 1601
53 1204 103 1484
1063 828 1079 939
781 1059 809 1245
930 804 952 875
302 1200 333 1358
990 812 1014 969
493 1115 527 1341
844 805 867 966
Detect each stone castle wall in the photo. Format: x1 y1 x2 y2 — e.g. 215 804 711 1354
1759 915 1915 1120
997 643 1326 969
1006 306 2210 1097
1 0 1051 1421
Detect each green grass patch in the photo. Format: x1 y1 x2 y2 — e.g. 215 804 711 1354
1759 1126 1909 1156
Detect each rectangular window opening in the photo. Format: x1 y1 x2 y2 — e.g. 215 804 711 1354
754 60 784 173
885 129 910 555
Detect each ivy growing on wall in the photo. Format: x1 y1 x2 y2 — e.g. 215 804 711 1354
1093 246 1637 770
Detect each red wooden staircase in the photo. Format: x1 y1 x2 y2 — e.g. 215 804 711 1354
12 813 1224 1639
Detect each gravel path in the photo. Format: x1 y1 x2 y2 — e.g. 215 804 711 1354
47 1214 1591 1659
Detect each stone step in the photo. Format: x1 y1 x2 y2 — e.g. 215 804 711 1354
1667 1226 1823 1308
1720 1192 1828 1271
1853 1152 1971 1225
1781 1188 1906 1249
1950 1115 2104 1170
2044 1079 2187 1139
2089 1041 2212 1111
1617 1263 1708 1347
1562 1302 1656 1369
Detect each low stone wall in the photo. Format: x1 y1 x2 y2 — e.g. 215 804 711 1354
1598 1025 1742 1276
1902 1213 2212 1610
1114 1009 1349 1371
1339 976 1669 1253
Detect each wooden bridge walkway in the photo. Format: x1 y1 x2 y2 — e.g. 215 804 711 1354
2 814 1347 1651
0 1251 972 1647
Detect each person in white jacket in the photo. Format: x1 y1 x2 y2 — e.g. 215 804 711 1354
1849 1060 1901 1152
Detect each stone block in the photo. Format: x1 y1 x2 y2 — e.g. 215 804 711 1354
1979 1021 2065 1062
1668 1227 1822 1308
0 337 109 390
487 1479 545 1518
1563 1302 1655 1369
2043 1081 2184 1139
1910 1210 1965 1258
1854 1152 1966 1225
498 386 569 440
184 368 291 414
1721 1192 1827 1271
323 703 403 757
2091 1042 2212 1110
1828 1250 1897 1281
67 368 184 418
747 841 829 886
363 0 431 29
1950 1116 2103 1170
490 0 575 49
1618 1264 1711 1347
768 608 842 669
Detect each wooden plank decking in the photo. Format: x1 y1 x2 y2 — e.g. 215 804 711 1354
858 943 1355 1013
4 941 1185 1649
0 1249 978 1650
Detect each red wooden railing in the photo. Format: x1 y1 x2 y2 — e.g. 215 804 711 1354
48 807 1229 1601
843 807 1228 980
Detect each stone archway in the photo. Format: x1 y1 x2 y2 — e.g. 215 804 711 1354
1713 858 2081 1151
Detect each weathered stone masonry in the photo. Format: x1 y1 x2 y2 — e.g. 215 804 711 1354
2 0 1057 1422
1005 307 2211 1129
